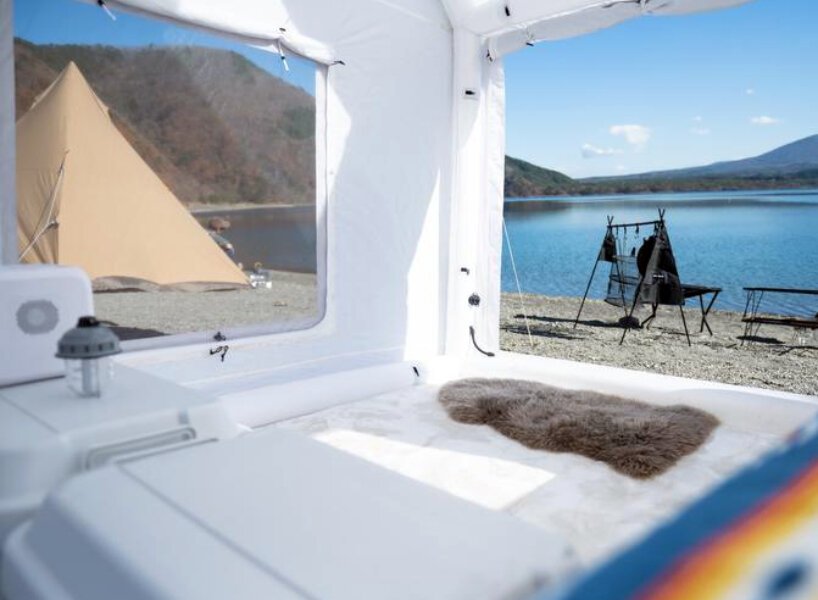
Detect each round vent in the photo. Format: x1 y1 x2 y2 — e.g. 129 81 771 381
16 300 60 335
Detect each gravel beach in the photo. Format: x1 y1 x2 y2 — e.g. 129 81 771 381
95 271 318 339
501 293 817 396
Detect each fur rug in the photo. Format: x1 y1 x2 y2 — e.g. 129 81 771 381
438 378 719 479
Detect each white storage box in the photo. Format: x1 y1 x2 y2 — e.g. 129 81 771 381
0 265 93 387
0 365 239 545
2 428 576 600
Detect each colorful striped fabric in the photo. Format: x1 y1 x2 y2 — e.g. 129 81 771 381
545 417 818 600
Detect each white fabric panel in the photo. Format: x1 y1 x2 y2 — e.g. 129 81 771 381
487 2 640 60
656 0 752 15
444 31 505 357
104 0 286 40
100 0 333 63
445 31 485 356
444 0 752 37
475 58 505 353
323 3 451 362
0 0 14 263
105 0 451 62
485 0 754 59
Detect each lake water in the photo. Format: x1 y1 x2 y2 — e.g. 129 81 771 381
194 205 317 273
502 189 818 315
192 191 818 316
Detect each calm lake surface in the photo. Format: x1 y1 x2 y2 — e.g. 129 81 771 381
502 189 818 315
194 205 317 273
194 191 818 315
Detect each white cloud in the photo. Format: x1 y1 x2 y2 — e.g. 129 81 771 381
690 117 709 135
750 115 780 126
581 143 622 159
609 124 651 148
746 88 756 96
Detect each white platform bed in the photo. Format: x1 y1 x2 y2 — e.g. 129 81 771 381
270 353 818 564
3 354 816 599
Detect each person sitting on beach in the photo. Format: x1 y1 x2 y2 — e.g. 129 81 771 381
207 216 237 261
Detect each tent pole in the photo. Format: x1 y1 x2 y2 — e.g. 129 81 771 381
612 258 628 316
574 257 599 328
679 304 691 346
619 277 642 345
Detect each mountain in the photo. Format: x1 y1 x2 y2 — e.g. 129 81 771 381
589 134 818 182
504 135 818 197
504 156 576 197
14 39 315 206
14 39 817 203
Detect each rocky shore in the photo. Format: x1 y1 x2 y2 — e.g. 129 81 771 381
500 293 817 396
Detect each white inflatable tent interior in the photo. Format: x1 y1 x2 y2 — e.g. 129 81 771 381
0 0 755 391
4 1 818 599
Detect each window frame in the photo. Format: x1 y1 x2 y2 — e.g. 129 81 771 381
6 3 330 353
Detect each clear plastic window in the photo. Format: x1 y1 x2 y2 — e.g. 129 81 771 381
14 0 325 345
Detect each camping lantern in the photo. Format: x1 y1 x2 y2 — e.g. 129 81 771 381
56 316 121 398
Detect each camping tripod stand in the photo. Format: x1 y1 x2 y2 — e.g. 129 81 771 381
575 210 700 346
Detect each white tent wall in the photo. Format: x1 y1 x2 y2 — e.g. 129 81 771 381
0 0 14 264
445 30 506 357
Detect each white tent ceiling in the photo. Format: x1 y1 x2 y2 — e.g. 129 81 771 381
102 0 752 61
443 0 752 36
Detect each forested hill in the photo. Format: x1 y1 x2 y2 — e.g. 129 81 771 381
14 38 316 206
14 38 817 203
504 156 576 197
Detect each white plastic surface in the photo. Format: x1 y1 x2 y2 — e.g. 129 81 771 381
2 428 577 600
0 265 93 387
0 364 239 545
221 361 420 426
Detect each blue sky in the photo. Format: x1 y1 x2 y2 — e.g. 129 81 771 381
15 0 817 179
506 0 818 177
13 0 316 94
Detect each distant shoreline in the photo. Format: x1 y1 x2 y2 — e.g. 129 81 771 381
505 186 818 201
504 187 818 211
189 202 314 214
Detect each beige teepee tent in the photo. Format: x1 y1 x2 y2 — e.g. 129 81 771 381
16 62 248 290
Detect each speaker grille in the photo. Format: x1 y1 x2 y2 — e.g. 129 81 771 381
16 300 60 335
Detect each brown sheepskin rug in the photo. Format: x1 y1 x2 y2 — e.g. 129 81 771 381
438 378 719 479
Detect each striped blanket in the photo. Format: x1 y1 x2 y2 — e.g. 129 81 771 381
547 417 818 600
